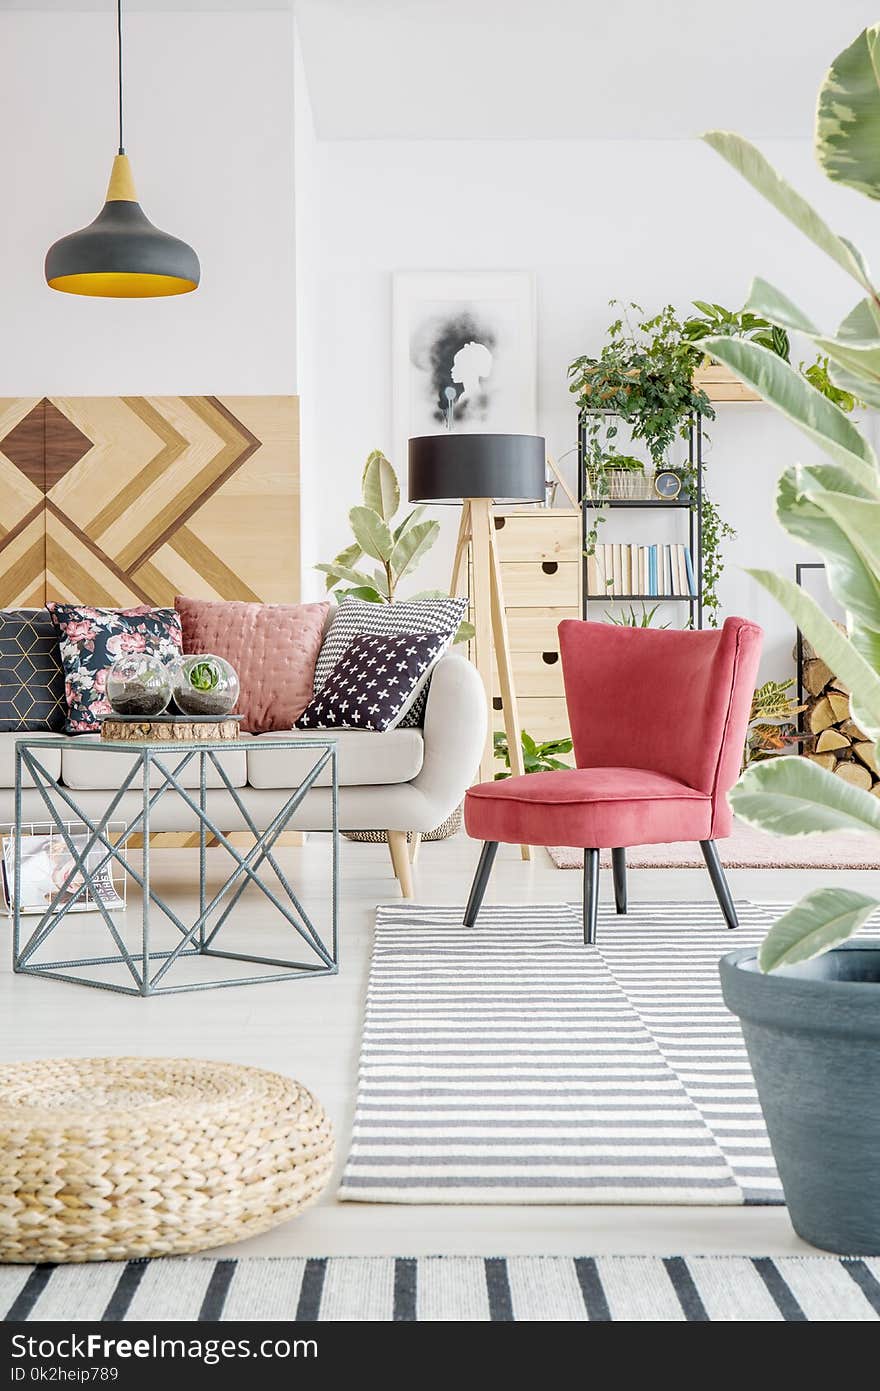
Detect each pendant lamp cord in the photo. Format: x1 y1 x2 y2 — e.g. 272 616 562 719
117 0 124 154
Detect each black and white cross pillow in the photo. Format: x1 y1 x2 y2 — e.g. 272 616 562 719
313 596 467 727
295 632 447 733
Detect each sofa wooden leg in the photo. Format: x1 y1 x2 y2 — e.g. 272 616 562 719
584 848 600 946
409 832 422 865
388 830 414 899
700 839 738 928
611 847 627 914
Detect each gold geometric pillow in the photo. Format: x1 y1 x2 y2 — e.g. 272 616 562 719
0 610 66 732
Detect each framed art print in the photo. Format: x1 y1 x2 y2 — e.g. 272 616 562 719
392 271 537 464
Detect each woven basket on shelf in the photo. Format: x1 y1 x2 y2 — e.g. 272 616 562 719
343 803 463 845
0 1057 334 1264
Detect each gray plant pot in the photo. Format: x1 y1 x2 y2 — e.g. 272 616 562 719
720 943 880 1255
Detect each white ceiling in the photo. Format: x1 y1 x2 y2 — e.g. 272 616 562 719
6 0 874 140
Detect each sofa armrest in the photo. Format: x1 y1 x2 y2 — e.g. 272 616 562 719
409 652 487 824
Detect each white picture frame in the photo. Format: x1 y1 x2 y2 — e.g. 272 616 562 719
392 271 537 467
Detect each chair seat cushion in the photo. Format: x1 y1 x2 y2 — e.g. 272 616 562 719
246 727 424 788
465 766 712 848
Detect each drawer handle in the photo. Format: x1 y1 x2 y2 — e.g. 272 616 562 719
542 561 558 575
492 697 503 711
541 651 559 665
493 516 506 530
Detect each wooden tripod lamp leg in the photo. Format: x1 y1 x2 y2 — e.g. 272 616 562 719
488 517 532 861
468 498 495 785
449 501 472 600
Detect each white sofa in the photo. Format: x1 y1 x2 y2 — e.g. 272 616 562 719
0 653 487 899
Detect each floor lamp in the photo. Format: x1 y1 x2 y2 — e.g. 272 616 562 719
408 433 546 860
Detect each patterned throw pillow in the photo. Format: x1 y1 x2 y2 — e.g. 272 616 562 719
47 604 183 734
313 596 466 727
0 610 67 732
296 632 446 732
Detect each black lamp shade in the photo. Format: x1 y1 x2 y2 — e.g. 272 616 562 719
408 433 546 504
45 199 201 298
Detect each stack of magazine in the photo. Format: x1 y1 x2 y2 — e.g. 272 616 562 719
1 824 125 916
587 542 696 598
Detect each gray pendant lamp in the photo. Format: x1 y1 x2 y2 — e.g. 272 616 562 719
45 0 200 298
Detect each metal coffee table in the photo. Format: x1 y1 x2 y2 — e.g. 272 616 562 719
12 735 338 996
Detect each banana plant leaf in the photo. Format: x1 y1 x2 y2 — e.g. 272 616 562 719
315 560 380 591
744 568 880 743
702 130 879 297
349 505 394 562
815 26 880 200
729 755 880 837
361 450 400 521
699 335 878 490
758 887 879 972
389 519 440 581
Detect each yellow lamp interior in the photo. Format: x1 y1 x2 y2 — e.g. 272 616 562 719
46 271 198 298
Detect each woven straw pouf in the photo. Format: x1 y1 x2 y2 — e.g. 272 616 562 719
0 1057 334 1263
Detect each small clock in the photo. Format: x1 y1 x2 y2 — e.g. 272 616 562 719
654 470 683 500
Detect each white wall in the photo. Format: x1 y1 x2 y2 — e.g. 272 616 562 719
305 135 879 680
293 15 320 587
0 10 298 395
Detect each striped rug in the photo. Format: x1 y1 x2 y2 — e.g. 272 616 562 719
340 901 816 1204
3 1255 880 1322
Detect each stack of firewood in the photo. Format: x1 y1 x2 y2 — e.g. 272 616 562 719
801 639 879 792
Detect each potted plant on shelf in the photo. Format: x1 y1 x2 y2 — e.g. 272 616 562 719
604 453 645 500
703 23 880 1254
685 300 864 411
568 302 734 624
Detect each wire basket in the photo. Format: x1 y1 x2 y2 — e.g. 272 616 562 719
0 820 128 916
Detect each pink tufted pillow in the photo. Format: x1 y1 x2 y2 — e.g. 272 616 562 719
174 598 330 734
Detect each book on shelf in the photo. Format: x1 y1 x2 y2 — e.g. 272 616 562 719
587 542 697 599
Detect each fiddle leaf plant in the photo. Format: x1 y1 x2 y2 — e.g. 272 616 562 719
704 24 880 970
316 449 474 643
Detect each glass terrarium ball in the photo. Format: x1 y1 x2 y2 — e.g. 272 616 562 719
174 654 240 717
106 653 174 717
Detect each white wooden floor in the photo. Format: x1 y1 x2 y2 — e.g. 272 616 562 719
4 834 877 1259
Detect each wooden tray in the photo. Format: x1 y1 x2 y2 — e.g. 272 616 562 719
100 713 243 743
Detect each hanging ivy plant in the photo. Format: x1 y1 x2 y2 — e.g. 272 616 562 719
568 302 735 626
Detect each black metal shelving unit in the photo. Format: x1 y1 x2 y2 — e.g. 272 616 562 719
578 410 704 629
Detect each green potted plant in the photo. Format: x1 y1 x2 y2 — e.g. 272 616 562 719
703 24 880 1253
318 449 473 845
568 303 735 624
743 678 803 768
493 730 573 779
317 449 473 644
685 300 863 411
604 453 645 500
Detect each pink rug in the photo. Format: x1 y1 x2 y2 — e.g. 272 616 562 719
546 819 880 870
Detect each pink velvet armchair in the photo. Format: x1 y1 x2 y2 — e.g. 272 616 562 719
463 616 763 942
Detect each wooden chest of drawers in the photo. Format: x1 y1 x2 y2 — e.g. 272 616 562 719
471 509 581 764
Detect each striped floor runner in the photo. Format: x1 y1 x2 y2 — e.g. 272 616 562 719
340 901 872 1204
3 1255 880 1322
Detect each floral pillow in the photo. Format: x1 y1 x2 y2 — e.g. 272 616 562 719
47 604 183 734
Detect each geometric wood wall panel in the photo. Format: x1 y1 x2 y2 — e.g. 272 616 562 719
0 396 299 608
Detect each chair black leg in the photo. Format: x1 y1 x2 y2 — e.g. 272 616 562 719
583 848 600 946
700 839 738 929
611 847 627 914
464 841 499 926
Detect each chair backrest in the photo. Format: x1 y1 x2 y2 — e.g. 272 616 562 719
558 617 763 815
